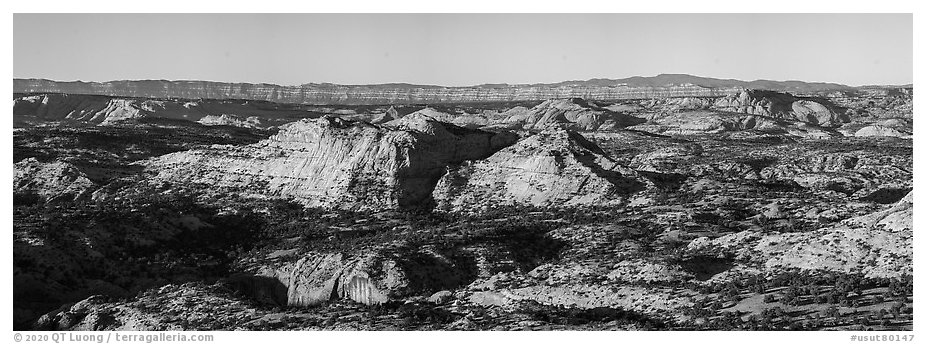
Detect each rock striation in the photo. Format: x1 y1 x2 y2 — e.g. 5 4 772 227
142 115 517 210
16 73 862 106
252 246 477 307
258 252 397 306
14 78 748 105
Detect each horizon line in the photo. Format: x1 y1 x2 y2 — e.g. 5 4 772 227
12 73 913 89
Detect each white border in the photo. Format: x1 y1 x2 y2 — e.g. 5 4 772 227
3 2 922 344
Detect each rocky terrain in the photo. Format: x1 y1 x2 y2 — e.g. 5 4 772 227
15 74 855 106
433 126 650 210
12 79 913 331
140 114 517 209
12 93 365 128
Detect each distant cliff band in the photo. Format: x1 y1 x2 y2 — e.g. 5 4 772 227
14 79 744 105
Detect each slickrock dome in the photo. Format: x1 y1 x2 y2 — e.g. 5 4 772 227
143 115 517 210
433 126 649 210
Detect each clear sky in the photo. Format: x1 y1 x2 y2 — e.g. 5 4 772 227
13 13 912 86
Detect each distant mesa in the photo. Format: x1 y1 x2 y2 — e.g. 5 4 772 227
14 74 859 106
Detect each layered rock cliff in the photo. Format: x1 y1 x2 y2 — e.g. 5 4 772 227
16 79 744 105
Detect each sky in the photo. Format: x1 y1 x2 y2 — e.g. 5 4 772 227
13 13 913 87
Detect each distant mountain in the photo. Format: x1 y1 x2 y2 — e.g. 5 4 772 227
14 74 858 105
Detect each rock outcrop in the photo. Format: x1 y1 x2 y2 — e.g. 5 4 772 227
851 118 913 139
711 90 849 127
686 191 913 279
14 158 96 202
629 110 840 138
13 94 145 125
258 252 397 306
16 73 863 106
197 114 264 128
13 94 320 127
759 152 911 196
433 126 648 210
143 115 517 210
847 189 912 232
34 284 264 331
498 98 646 131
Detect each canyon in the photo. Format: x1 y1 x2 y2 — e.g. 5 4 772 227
13 76 914 331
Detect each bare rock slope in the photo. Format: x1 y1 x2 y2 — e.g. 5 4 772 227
687 190 912 279
711 90 849 127
14 158 96 202
143 115 517 210
433 126 649 210
498 98 646 131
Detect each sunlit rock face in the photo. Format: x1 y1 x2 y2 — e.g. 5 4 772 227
496 98 646 131
13 94 145 125
143 115 517 210
14 158 96 202
686 190 912 279
711 90 849 127
433 126 650 211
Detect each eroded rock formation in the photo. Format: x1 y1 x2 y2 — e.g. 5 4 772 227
711 90 849 127
14 158 96 202
143 115 517 209
15 78 744 105
433 126 649 210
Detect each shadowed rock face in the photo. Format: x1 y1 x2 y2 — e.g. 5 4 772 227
252 245 484 307
143 115 518 210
